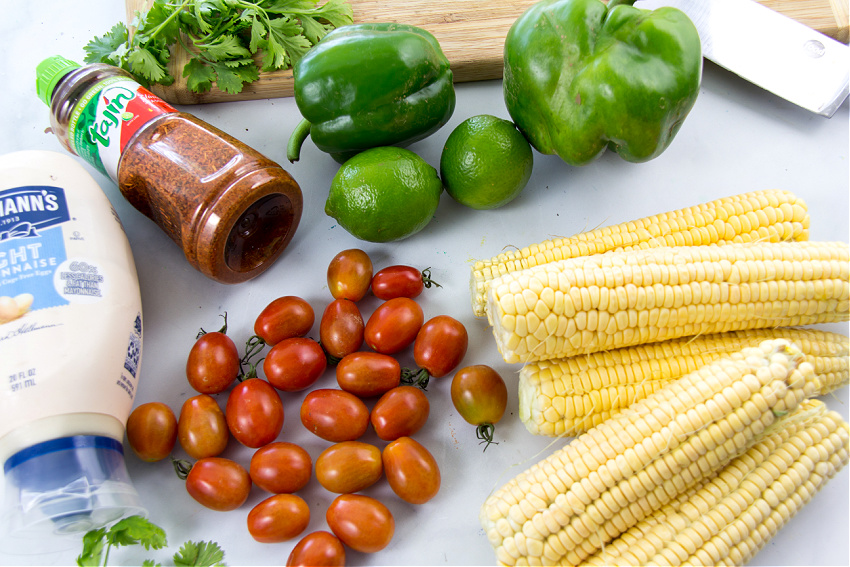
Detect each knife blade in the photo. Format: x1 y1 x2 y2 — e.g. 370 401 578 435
636 0 849 117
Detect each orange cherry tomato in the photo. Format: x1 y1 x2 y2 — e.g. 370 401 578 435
326 494 394 553
263 337 327 392
370 386 430 441
300 389 370 442
364 297 424 354
186 331 240 394
250 442 312 494
185 457 251 512
126 402 177 462
327 249 372 301
254 296 315 346
177 394 229 459
371 265 440 300
450 365 508 450
319 299 365 361
287 531 346 567
413 315 468 379
247 493 310 543
336 352 401 398
315 441 383 494
382 437 441 505
225 378 284 448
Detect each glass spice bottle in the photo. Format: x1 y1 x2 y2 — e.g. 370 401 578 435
35 55 303 284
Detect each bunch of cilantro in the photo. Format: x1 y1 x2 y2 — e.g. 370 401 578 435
84 0 353 94
77 515 225 566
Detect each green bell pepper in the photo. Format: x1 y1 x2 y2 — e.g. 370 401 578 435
287 23 456 163
503 0 702 166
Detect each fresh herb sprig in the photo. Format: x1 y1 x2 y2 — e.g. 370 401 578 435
76 515 225 567
84 0 353 94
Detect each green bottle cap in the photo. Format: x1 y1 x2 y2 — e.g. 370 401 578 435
36 55 81 106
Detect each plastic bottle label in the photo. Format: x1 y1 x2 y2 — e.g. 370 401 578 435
67 76 175 183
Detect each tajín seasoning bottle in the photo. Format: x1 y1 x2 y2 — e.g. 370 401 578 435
36 55 303 284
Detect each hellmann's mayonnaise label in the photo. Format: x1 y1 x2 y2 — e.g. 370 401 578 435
0 151 143 460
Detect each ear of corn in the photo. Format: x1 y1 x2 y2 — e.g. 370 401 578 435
479 339 821 566
485 241 849 364
585 399 849 567
470 190 811 317
519 328 850 437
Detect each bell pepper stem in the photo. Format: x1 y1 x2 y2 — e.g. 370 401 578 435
287 118 312 163
606 0 636 8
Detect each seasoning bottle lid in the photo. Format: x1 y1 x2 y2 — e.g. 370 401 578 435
36 55 81 106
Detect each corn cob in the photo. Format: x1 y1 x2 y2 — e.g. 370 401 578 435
520 328 850 437
485 241 849 364
479 339 821 566
585 399 849 567
470 190 811 317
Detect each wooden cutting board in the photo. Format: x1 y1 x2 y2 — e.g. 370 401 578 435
125 0 850 105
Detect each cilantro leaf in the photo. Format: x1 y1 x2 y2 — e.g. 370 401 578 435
199 34 252 61
83 23 129 64
128 47 171 83
211 61 260 94
76 527 108 567
184 57 217 93
105 516 168 551
173 540 226 566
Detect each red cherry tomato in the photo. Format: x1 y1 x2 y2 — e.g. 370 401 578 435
371 265 439 300
327 249 372 301
370 386 430 441
126 402 177 462
364 297 424 354
263 337 327 392
250 442 312 494
412 315 469 380
336 352 401 397
247 493 310 543
382 437 441 505
225 378 284 448
326 494 394 553
450 365 508 450
185 457 251 511
300 389 370 442
287 531 346 567
186 331 240 394
254 296 315 346
177 394 229 459
315 441 383 494
319 299 365 361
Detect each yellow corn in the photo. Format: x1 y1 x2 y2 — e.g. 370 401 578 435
470 190 810 317
485 241 849 364
585 399 849 567
479 339 821 566
520 328 850 437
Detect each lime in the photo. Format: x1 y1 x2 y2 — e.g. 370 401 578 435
440 114 533 210
325 147 443 243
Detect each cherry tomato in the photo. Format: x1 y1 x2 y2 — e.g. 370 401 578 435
263 337 327 392
186 331 240 394
336 352 401 397
247 493 310 543
327 249 372 301
413 315 469 379
450 365 508 450
319 299 364 361
126 402 177 462
254 296 315 346
371 265 440 300
370 386 430 441
178 394 229 459
326 494 394 553
225 378 284 448
287 531 346 567
185 457 251 511
315 441 383 494
382 437 441 505
300 389 370 442
364 297 424 354
250 441 312 494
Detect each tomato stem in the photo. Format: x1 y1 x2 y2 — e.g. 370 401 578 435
420 267 441 289
171 456 193 480
476 423 498 452
238 334 267 381
401 367 431 390
197 311 229 339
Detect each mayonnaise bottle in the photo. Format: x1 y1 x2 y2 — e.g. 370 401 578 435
0 150 145 552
